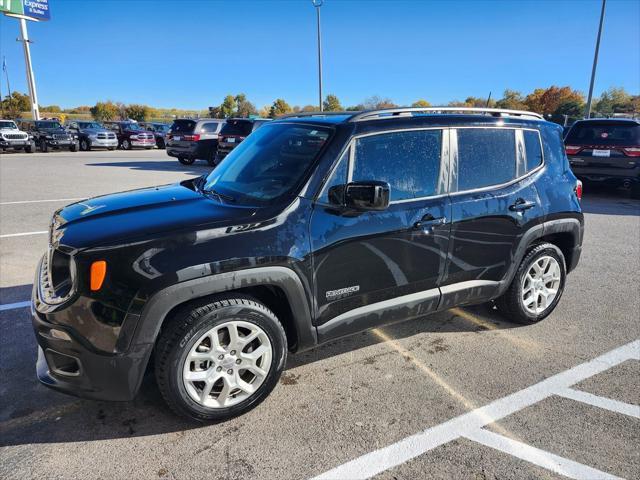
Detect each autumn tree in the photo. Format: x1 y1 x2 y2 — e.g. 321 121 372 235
594 87 635 115
323 94 342 112
1 92 31 118
495 89 527 110
363 96 396 109
235 93 257 117
411 99 431 108
524 86 584 115
269 98 292 118
301 104 317 112
125 104 150 122
90 100 119 121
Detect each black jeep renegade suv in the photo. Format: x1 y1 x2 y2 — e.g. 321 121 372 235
31 108 583 421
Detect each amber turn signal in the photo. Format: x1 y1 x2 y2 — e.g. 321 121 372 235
90 260 107 291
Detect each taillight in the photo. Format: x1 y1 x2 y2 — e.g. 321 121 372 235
565 145 582 155
575 180 583 201
183 134 200 141
622 147 640 157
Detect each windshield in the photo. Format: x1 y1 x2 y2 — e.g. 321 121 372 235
154 124 169 132
0 121 17 129
35 121 62 129
203 123 331 206
122 123 143 131
78 122 103 129
566 121 640 146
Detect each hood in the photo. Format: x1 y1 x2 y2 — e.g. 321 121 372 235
81 128 111 134
52 182 258 250
41 127 69 134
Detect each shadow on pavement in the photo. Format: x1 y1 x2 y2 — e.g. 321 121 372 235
87 160 212 176
580 185 639 216
0 302 517 446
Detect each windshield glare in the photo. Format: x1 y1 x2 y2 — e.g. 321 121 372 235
78 122 103 129
36 121 62 129
203 123 331 206
123 123 143 131
0 121 17 129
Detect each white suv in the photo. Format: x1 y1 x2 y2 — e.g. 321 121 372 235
0 119 35 153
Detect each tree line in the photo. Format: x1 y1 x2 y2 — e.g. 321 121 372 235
1 86 637 124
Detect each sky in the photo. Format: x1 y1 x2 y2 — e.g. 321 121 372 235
0 0 638 110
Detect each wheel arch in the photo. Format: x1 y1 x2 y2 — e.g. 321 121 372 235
132 266 317 354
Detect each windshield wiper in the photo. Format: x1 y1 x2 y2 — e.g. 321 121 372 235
202 187 235 203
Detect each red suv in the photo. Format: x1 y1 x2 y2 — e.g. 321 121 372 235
565 118 640 197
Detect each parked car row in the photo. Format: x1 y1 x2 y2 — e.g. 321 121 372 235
166 117 270 166
0 118 172 154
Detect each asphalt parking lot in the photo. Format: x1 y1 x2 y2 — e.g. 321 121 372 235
0 149 638 480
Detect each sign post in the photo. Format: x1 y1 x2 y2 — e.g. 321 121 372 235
1 0 51 120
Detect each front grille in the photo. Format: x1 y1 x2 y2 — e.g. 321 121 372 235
97 134 107 139
2 133 27 140
53 134 70 141
39 248 76 306
139 133 153 140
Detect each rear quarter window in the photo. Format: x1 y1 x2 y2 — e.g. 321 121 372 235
170 120 197 134
456 128 516 191
523 130 543 171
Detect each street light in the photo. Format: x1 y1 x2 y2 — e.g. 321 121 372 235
312 0 323 111
585 0 606 119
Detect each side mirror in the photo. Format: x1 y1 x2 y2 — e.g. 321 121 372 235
344 181 390 211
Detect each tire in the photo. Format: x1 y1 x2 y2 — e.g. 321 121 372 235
206 148 217 166
24 142 35 153
155 295 287 422
121 139 131 150
157 139 166 149
496 243 566 325
39 139 49 153
107 147 115 151
69 143 78 152
178 157 195 165
80 138 91 151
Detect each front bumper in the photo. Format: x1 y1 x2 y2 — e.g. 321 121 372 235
131 140 155 148
32 306 153 401
44 138 77 148
0 140 28 148
89 138 118 148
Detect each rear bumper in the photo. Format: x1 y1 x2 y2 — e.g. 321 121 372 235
570 161 640 184
32 306 153 401
166 143 200 159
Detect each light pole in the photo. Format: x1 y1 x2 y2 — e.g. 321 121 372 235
584 0 606 119
312 0 323 111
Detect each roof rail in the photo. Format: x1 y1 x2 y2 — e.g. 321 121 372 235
278 111 359 119
349 107 544 122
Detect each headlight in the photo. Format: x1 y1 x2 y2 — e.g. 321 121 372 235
45 135 53 139
130 134 138 140
88 134 98 139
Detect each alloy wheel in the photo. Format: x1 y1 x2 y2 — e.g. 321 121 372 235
182 320 272 409
521 255 561 315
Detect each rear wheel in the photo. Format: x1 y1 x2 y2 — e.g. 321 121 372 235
39 139 49 153
206 148 218 166
155 295 287 422
178 157 195 165
496 243 566 324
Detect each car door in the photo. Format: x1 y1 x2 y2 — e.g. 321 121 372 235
310 128 451 343
440 126 544 308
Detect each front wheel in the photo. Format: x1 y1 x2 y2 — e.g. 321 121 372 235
496 243 566 324
39 139 49 153
155 295 287 422
121 139 131 150
24 142 35 153
80 138 91 151
69 143 78 152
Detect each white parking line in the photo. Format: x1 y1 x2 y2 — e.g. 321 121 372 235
0 301 31 312
558 387 640 419
0 198 84 205
463 429 622 480
0 231 47 238
312 339 640 480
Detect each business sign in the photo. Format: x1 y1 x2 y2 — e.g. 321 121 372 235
0 0 50 21
23 0 50 21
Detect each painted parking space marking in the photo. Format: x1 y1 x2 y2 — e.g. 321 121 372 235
0 301 31 312
463 428 622 480
0 198 84 206
312 339 640 480
557 387 640 419
0 231 47 238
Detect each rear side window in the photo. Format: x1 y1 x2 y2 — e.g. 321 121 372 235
566 122 640 146
523 130 543 171
456 129 516 191
170 120 196 134
201 122 221 133
353 130 442 201
221 120 253 136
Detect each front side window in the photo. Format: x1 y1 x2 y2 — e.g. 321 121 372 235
203 123 331 206
317 147 349 205
352 130 442 201
456 128 516 191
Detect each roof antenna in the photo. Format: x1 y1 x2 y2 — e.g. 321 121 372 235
485 91 492 107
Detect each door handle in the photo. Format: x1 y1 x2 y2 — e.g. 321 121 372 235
414 215 446 230
509 198 536 212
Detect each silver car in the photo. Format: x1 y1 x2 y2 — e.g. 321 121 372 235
66 121 118 151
